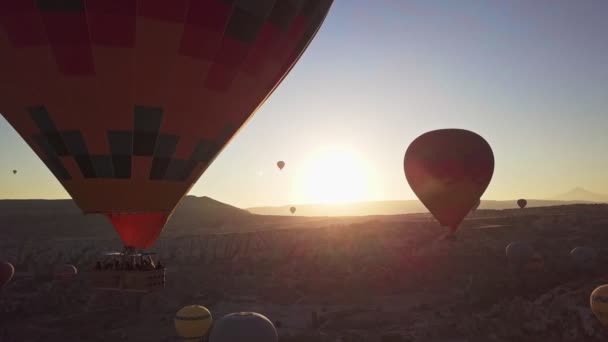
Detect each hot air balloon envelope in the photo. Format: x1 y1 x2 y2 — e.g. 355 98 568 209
0 1 333 249
404 129 494 232
571 246 597 270
175 305 212 340
0 262 15 288
209 312 278 342
591 285 608 327
290 206 296 214
505 242 534 267
517 199 527 209
277 161 285 170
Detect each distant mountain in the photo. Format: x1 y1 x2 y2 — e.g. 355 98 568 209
0 196 253 241
551 187 608 202
246 198 601 217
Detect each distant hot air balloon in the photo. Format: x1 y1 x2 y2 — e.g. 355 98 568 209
12 170 16 175
209 312 278 342
571 246 597 271
404 129 494 233
175 305 213 341
517 199 527 209
290 206 296 214
591 285 608 327
53 264 77 282
0 1 334 250
0 262 15 288
277 161 285 170
505 242 534 268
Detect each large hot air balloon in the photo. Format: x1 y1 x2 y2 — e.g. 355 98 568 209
209 312 278 342
277 160 285 170
517 199 527 209
404 129 494 233
175 305 212 341
0 262 15 288
290 206 296 214
0 1 333 251
591 285 608 327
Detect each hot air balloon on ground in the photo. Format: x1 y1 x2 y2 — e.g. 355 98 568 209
517 199 527 209
0 1 333 290
505 242 534 269
175 305 212 341
404 129 494 234
290 206 296 214
277 161 285 170
53 264 77 282
571 246 597 271
209 312 278 342
591 285 608 327
0 262 14 288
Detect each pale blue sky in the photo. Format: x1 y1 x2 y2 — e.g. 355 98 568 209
1 0 607 208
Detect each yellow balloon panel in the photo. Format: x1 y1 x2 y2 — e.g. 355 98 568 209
175 305 213 339
591 285 608 326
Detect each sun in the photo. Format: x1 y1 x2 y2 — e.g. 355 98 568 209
296 146 373 204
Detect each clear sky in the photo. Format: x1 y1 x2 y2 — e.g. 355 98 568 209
1 0 608 208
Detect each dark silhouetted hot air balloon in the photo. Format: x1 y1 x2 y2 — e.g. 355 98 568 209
571 246 597 271
277 161 285 170
175 305 212 341
290 206 296 214
591 285 608 327
0 261 15 288
505 242 533 267
209 312 278 342
12 169 16 174
404 129 494 233
0 1 333 250
53 264 77 282
517 199 527 209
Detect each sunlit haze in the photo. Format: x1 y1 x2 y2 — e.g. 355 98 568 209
2 0 608 208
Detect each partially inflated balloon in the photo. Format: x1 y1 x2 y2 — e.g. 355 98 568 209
591 285 608 327
517 199 527 209
175 305 212 340
506 242 533 267
0 1 333 249
404 129 494 232
54 264 77 282
209 312 278 342
0 262 15 287
290 206 296 214
277 161 285 170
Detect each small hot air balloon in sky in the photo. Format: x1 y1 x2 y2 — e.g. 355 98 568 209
0 262 15 288
591 285 608 327
12 170 16 174
0 1 334 251
175 305 213 341
571 246 597 271
290 206 296 214
505 242 534 268
53 264 77 282
517 199 528 209
277 161 285 170
404 129 494 233
209 312 278 342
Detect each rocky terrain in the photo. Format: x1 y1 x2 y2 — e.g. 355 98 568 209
2 203 608 341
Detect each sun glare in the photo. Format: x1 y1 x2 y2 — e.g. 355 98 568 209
296 146 372 204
